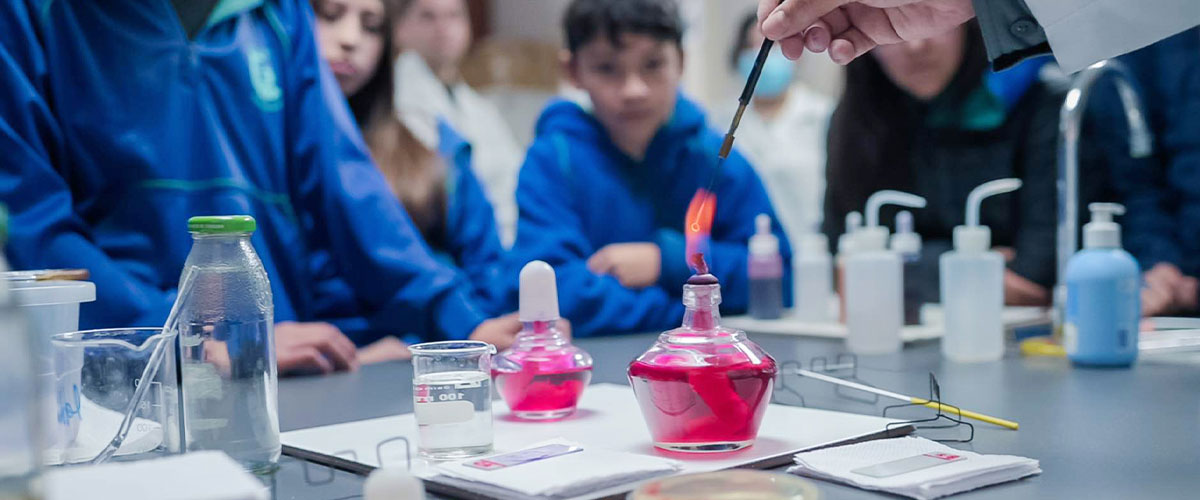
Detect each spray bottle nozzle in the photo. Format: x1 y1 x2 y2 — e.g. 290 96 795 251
860 190 926 251
965 178 1022 227
954 178 1022 252
865 191 926 228
1083 203 1125 249
1088 202 1126 222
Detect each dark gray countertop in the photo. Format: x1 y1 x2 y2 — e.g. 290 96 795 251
269 332 1200 499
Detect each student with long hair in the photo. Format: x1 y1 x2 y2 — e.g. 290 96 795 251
312 0 513 356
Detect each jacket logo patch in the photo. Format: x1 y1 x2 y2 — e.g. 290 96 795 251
247 48 282 112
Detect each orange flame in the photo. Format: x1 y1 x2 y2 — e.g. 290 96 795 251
685 188 716 273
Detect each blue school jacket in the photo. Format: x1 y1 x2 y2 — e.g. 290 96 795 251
0 0 487 342
311 120 509 343
510 95 793 337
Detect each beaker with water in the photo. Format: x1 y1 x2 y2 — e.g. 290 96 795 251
410 341 496 460
49 328 181 465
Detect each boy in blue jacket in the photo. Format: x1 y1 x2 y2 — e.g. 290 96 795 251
510 0 793 337
0 0 518 374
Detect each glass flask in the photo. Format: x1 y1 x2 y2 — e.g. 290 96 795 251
493 261 592 420
628 273 776 453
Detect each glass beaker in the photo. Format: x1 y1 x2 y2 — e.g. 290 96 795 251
49 328 181 465
410 341 496 460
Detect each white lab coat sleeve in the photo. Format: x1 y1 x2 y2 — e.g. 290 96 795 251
1029 0 1200 73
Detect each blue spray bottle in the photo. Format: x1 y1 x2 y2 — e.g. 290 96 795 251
1065 203 1140 367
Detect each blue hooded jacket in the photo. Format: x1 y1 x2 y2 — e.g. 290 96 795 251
310 120 509 343
511 95 792 337
0 0 488 342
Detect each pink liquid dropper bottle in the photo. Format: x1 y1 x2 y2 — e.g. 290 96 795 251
492 261 593 420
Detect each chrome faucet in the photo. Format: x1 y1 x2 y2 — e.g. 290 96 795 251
1055 59 1154 332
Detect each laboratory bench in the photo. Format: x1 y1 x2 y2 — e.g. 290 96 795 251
269 332 1200 499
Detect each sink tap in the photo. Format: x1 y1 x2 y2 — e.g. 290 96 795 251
1055 59 1154 332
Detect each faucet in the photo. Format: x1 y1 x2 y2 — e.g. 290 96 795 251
1055 59 1154 332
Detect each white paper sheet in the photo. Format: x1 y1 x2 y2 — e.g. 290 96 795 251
282 384 899 499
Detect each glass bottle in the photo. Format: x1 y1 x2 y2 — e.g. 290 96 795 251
176 216 280 473
628 272 776 453
493 261 592 420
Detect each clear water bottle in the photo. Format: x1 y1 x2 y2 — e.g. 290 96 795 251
176 216 279 473
0 206 44 500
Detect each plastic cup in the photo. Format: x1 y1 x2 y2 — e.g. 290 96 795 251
5 276 96 456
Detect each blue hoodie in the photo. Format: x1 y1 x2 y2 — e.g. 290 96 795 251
310 120 509 343
0 0 487 341
511 95 792 337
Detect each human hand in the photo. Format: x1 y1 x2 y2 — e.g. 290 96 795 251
587 243 661 289
1003 270 1050 306
758 0 975 64
468 313 522 351
275 321 359 376
357 336 412 365
1142 263 1199 316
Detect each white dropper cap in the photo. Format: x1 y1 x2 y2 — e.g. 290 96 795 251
364 468 425 500
1083 202 1125 249
889 211 921 255
952 178 1022 252
860 190 927 251
838 211 863 255
749 213 779 256
519 260 559 322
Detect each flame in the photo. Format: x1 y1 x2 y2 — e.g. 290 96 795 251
685 188 715 274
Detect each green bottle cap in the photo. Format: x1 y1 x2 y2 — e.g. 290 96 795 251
187 215 257 234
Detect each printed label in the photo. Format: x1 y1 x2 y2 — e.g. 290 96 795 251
851 452 966 478
464 444 583 471
414 400 474 425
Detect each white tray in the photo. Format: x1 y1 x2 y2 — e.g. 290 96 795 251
724 306 1051 342
282 384 901 499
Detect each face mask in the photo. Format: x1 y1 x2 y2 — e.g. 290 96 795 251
738 49 795 99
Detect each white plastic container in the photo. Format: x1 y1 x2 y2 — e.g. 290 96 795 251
940 179 1022 363
5 275 96 453
794 231 832 322
845 191 926 355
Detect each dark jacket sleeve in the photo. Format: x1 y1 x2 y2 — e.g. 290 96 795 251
0 2 175 328
972 0 1052 71
1008 84 1062 288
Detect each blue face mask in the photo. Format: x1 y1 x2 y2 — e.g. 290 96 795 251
738 49 795 99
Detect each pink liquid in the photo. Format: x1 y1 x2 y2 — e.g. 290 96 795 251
628 355 775 451
492 348 591 419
